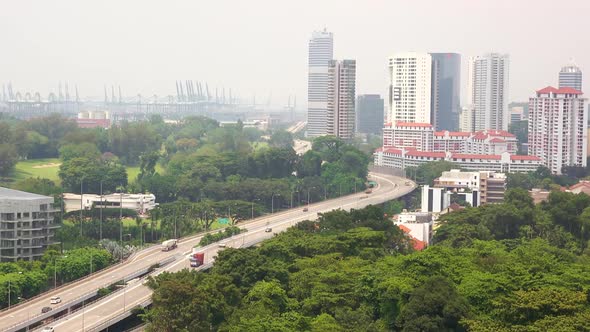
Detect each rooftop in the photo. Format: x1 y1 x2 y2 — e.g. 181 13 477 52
0 187 53 200
395 122 433 128
537 86 583 95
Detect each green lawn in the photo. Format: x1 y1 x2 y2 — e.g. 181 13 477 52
9 159 164 185
126 164 165 183
12 158 62 183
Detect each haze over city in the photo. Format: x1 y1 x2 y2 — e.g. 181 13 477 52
2 0 589 103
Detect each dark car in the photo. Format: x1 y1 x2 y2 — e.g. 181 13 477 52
41 306 52 313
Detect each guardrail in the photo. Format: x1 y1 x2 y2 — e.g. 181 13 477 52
5 256 178 332
85 299 152 332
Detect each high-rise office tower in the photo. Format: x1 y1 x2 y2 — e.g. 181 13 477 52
388 52 433 125
327 60 356 140
468 53 510 131
356 94 384 135
307 29 334 137
528 86 587 174
559 64 582 91
459 106 475 132
430 53 461 131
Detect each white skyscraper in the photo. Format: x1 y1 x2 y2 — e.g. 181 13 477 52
307 29 334 137
528 86 587 174
559 64 582 91
468 53 510 131
327 59 356 140
388 52 433 125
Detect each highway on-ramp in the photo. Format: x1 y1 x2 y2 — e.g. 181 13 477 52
1 173 415 332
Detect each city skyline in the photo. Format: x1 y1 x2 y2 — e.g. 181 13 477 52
1 0 588 105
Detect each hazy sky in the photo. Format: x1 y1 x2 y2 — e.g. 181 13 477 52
2 0 589 106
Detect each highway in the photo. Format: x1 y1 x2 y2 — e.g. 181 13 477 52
2 173 415 332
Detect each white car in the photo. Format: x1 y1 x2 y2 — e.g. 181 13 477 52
50 296 61 304
42 327 55 332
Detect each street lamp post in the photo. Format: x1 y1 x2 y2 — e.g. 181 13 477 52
119 185 123 261
306 187 317 208
251 199 260 219
80 178 84 237
99 180 103 241
8 272 22 309
271 194 281 214
290 191 299 209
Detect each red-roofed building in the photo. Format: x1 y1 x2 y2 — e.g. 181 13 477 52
567 181 590 195
395 212 432 251
529 86 587 174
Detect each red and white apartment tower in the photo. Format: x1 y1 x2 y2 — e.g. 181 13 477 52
528 87 587 175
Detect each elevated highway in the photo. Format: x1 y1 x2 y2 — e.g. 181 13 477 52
2 173 415 332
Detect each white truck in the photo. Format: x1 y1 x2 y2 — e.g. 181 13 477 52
161 239 178 251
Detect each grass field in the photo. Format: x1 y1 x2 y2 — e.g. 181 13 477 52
11 158 62 183
125 164 165 183
8 159 165 185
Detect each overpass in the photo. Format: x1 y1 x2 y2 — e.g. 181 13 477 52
1 173 415 332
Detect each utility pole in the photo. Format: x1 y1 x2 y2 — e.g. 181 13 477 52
119 185 123 261
99 181 103 241
80 179 83 237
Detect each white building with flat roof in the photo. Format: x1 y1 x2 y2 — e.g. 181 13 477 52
468 53 510 131
307 29 334 137
327 59 356 140
388 52 433 125
63 193 157 215
528 86 587 174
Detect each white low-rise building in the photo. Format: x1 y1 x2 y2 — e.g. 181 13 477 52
394 211 433 248
63 193 157 214
374 147 541 173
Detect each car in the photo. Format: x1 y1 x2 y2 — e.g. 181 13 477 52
302 207 308 212
218 243 226 248
265 227 272 233
41 306 52 313
50 296 61 304
42 327 55 332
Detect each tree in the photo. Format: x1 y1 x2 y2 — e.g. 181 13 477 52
312 136 344 162
269 130 294 148
397 276 470 332
296 150 322 178
0 144 18 176
13 178 59 196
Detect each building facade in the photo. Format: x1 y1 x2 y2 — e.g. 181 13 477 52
374 148 541 173
63 193 157 215
327 59 356 139
528 86 588 174
307 29 334 137
356 94 384 135
0 187 60 262
468 53 510 131
382 122 434 151
383 122 517 155
459 106 475 132
559 64 582 91
430 53 461 131
388 52 433 125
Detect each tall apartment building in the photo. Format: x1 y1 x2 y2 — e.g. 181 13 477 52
460 106 475 132
388 53 433 125
528 86 588 174
468 53 510 131
559 64 582 91
430 53 461 131
326 59 356 139
307 29 334 137
0 187 60 262
356 94 384 135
